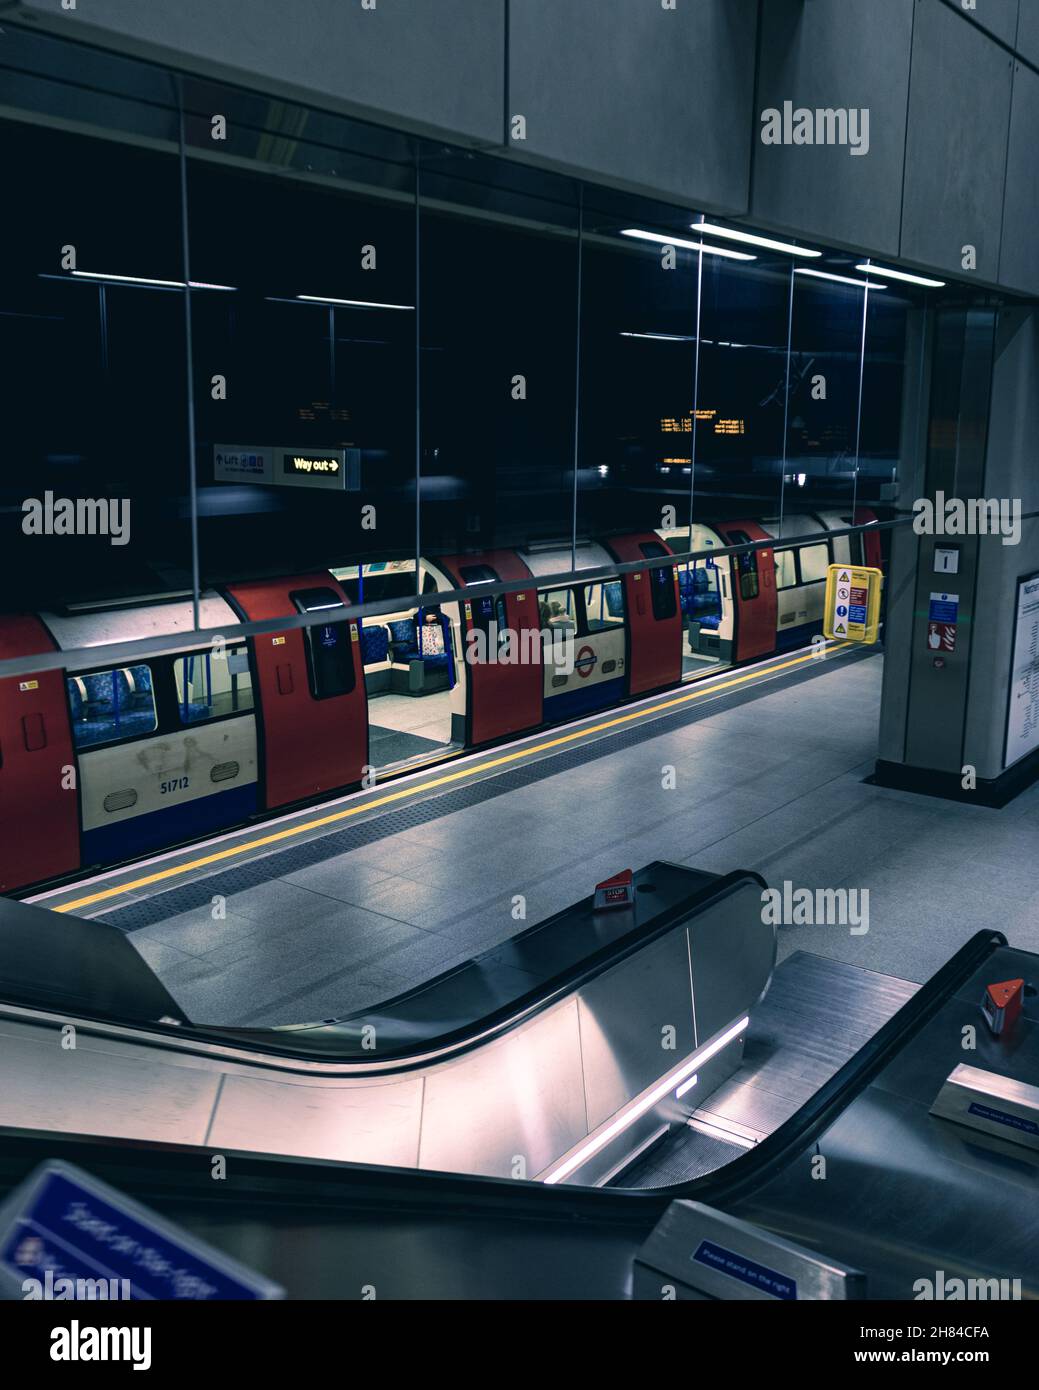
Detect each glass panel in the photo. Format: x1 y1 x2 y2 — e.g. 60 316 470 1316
1 32 190 614
175 647 254 723
641 543 679 621
303 621 356 699
577 204 701 543
419 154 582 557
775 549 798 590
583 580 625 633
729 536 760 601
66 666 157 749
180 78 418 586
799 543 830 584
539 589 576 636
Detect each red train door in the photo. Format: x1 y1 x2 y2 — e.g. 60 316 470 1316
601 533 682 695
855 507 883 570
226 573 367 809
717 522 778 663
437 550 542 745
0 616 80 891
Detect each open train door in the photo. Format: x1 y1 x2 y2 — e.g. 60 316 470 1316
226 572 367 809
0 616 80 891
716 521 777 663
435 550 541 745
601 533 682 695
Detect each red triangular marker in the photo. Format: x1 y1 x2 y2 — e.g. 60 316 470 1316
594 869 635 910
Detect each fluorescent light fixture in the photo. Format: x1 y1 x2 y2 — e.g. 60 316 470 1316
620 229 755 262
70 271 236 291
297 294 415 310
854 262 945 288
619 331 697 342
692 221 821 258
542 1015 749 1185
794 268 886 290
675 1073 699 1100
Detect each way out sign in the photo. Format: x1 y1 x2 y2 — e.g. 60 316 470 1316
824 564 883 644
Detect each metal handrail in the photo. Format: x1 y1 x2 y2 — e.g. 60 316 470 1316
0 516 910 681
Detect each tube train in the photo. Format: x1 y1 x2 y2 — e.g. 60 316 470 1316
0 509 882 893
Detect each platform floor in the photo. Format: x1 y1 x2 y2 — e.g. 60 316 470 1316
72 645 1039 1028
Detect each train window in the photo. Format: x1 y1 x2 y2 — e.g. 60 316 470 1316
799 544 830 584
175 646 254 724
66 665 157 750
291 589 356 700
539 588 576 639
640 543 678 621
774 550 798 590
583 581 625 633
467 589 509 651
459 565 498 586
726 532 760 601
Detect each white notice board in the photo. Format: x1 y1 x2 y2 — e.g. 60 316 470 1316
1004 573 1039 769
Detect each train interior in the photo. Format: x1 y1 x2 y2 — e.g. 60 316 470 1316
332 560 461 770
657 524 734 676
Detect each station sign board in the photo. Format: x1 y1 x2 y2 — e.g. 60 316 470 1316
214 443 359 491
823 564 882 644
0 1162 284 1300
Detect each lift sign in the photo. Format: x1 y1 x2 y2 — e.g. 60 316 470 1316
823 565 883 644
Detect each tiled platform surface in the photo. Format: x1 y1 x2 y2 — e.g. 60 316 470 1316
101 652 1038 1026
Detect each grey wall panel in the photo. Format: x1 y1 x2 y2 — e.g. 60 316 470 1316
8 0 506 145
966 310 1039 776
999 63 1039 295
939 0 1021 47
751 0 914 259
1017 0 1039 64
506 0 757 211
901 0 1014 283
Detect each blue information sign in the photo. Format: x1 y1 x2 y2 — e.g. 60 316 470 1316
928 593 960 624
968 1102 1039 1136
692 1239 797 1300
0 1163 283 1300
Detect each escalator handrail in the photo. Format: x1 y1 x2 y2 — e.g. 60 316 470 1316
0 867 768 1073
0 931 1006 1225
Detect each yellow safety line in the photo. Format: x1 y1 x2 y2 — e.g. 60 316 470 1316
54 643 853 913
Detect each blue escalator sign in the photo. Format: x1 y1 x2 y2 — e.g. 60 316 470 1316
0 1163 284 1300
692 1239 797 1299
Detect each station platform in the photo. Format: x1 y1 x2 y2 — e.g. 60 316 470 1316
27 639 1039 1030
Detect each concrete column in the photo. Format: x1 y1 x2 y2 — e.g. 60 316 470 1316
875 306 1039 805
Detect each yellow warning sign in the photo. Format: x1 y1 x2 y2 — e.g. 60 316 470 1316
823 564 883 644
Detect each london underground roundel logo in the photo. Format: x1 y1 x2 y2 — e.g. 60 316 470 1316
575 645 597 678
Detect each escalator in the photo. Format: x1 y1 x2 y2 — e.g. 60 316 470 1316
0 866 1035 1299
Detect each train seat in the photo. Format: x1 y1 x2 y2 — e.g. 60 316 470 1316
361 623 393 695
388 616 451 673
361 623 390 667
66 669 156 747
690 569 722 630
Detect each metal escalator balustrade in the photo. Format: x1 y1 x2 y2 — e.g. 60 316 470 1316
0 862 774 1184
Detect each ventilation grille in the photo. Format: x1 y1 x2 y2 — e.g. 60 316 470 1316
103 789 138 813
211 761 240 783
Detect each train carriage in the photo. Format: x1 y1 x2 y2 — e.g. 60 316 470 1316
0 511 883 893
